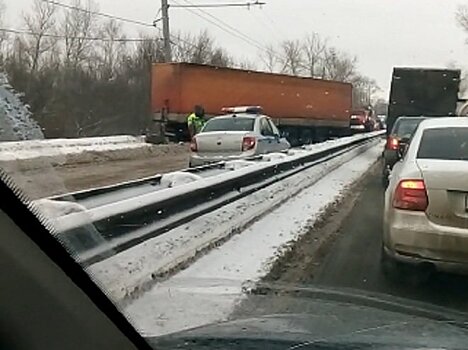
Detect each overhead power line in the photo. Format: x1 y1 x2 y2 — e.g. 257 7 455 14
173 0 266 53
41 0 157 27
170 1 266 8
182 0 268 49
176 0 318 74
36 0 202 50
175 0 295 68
0 28 157 42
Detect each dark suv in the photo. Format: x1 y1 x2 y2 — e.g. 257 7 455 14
382 116 427 187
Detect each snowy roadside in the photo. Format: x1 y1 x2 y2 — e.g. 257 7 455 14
88 139 383 305
0 135 189 170
0 135 147 161
0 136 146 169
121 142 383 336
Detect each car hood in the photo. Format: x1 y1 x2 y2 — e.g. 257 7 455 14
148 285 468 349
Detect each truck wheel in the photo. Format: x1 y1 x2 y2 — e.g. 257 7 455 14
301 130 313 145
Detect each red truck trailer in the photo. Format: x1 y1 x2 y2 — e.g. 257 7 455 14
148 63 353 145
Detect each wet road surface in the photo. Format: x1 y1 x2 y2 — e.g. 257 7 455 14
314 167 468 312
235 164 468 318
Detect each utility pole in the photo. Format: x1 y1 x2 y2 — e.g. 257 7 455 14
161 0 172 62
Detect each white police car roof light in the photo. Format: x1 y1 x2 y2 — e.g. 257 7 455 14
221 106 263 114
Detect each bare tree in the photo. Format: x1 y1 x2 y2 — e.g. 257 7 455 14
279 39 303 75
351 75 380 107
302 33 327 78
189 31 214 64
61 0 99 69
236 58 257 70
322 48 356 82
209 47 232 67
172 30 234 67
134 34 165 64
97 19 127 79
172 32 195 62
0 0 7 58
173 31 214 64
456 5 468 38
260 44 279 73
22 0 58 72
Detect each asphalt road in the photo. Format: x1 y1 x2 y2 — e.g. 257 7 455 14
313 168 468 312
234 164 468 319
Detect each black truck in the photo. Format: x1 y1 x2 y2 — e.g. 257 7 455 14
383 67 462 187
387 67 461 134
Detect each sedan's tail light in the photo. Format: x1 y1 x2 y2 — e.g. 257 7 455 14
386 136 399 150
393 179 428 211
242 136 256 152
190 137 198 152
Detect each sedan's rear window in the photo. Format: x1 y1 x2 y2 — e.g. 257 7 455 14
393 119 424 138
202 117 254 132
417 127 468 161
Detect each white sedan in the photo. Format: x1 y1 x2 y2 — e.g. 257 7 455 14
382 117 468 279
189 107 290 167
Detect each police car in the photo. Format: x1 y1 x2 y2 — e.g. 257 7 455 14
189 106 290 167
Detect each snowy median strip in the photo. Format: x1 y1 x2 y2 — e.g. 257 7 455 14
87 138 383 305
120 142 383 336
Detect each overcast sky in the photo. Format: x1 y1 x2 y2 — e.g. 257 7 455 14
5 0 468 98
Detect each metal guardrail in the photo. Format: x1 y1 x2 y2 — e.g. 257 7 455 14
49 161 226 202
54 132 384 266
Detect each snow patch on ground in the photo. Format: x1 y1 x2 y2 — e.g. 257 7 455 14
33 198 87 219
224 160 255 171
123 143 382 337
160 172 202 188
287 149 307 156
262 152 287 162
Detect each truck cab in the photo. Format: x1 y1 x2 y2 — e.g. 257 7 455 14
349 109 375 133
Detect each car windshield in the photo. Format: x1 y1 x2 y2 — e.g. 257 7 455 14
202 117 254 132
394 119 424 139
417 127 468 161
2 0 468 348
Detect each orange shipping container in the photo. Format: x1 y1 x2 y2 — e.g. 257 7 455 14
151 63 352 130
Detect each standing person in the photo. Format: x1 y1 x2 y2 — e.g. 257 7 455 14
187 105 206 139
